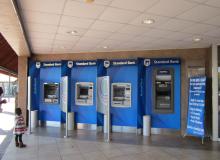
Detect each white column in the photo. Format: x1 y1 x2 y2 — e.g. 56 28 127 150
212 44 219 141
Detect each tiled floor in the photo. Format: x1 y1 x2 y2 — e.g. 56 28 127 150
2 127 220 160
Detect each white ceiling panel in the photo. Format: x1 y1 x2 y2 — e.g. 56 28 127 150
147 0 197 17
99 7 140 23
204 15 220 26
110 0 159 12
73 43 96 51
56 26 87 36
131 35 159 43
187 0 208 3
60 16 95 29
157 18 196 31
75 0 113 5
205 0 220 8
117 25 152 36
203 28 220 38
76 37 104 45
178 5 220 22
21 10 61 25
91 20 124 32
165 32 193 41
24 23 58 34
52 45 73 51
118 41 141 49
182 23 218 34
53 39 79 46
83 30 112 38
18 0 66 14
54 34 81 42
63 1 106 19
129 13 170 28
97 39 121 48
108 33 136 41
142 29 175 38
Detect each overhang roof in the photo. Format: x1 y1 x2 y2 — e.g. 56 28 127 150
0 33 18 76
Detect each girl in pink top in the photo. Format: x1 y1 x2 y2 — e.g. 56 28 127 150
13 108 27 148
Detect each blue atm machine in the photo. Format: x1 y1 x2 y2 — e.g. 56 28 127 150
29 61 64 127
144 58 181 132
105 59 143 133
71 60 104 130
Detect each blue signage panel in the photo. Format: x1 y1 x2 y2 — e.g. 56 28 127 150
144 58 180 67
74 60 97 67
106 59 137 67
186 76 206 137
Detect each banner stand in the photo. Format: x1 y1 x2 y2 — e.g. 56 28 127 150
61 76 69 138
97 76 110 143
184 76 206 144
28 76 32 135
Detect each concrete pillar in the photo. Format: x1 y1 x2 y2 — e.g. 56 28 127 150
18 56 28 124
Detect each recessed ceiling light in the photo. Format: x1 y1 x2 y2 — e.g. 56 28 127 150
67 30 78 35
84 0 95 3
193 37 202 42
143 19 155 24
103 46 108 49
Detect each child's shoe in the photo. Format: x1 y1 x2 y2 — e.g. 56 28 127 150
19 143 26 148
15 142 19 147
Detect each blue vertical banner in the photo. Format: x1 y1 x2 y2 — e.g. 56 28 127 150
186 76 206 138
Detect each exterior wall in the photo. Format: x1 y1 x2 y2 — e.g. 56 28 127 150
16 48 209 133
18 56 28 123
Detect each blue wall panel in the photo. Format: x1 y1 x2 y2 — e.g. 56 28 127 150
39 67 61 122
28 60 40 111
145 64 181 129
71 66 97 124
107 66 139 127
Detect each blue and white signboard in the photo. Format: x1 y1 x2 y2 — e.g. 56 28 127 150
186 76 206 138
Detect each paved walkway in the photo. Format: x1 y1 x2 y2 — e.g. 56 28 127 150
1 127 220 160
0 99 15 159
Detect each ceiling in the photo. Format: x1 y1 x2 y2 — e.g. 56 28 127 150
0 0 30 56
0 33 18 75
16 0 220 54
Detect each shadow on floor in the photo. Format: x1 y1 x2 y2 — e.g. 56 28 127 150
31 126 220 152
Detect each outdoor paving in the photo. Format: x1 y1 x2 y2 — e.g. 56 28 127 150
0 99 15 159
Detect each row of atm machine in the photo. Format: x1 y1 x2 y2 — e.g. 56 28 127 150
28 58 181 134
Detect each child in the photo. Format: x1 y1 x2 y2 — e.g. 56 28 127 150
14 108 27 148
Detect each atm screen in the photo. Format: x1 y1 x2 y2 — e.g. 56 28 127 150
153 69 174 113
111 83 131 107
80 87 89 96
44 83 59 103
75 82 94 105
113 87 125 98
